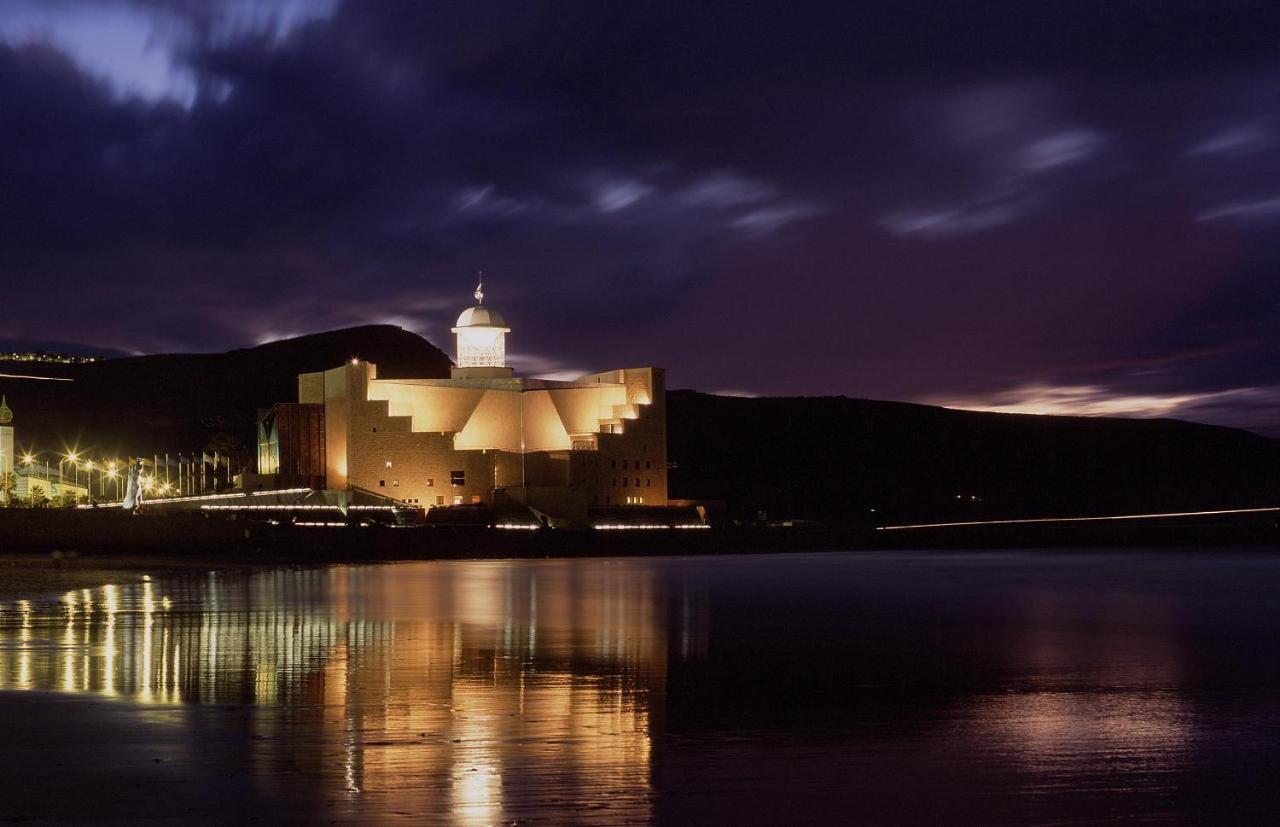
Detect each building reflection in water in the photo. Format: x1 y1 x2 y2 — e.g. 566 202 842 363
0 560 708 821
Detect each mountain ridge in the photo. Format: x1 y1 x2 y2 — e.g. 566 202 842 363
3 325 1276 522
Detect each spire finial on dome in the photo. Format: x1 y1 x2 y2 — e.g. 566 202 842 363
474 271 484 305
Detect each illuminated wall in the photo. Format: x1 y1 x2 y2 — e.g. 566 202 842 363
0 425 13 486
298 360 667 515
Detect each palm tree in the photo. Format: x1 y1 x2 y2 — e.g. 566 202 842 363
53 490 80 509
29 484 48 508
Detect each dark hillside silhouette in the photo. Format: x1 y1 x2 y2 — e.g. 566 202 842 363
0 326 451 457
667 390 1280 524
3 326 1276 523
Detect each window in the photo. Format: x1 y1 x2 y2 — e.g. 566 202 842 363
384 460 393 469
623 478 628 487
436 495 444 505
392 480 400 487
645 460 651 470
378 480 386 488
622 460 628 470
471 495 481 504
613 478 618 487
452 495 462 505
646 479 651 487
634 478 640 488
372 427 377 432
426 478 434 487
450 470 465 486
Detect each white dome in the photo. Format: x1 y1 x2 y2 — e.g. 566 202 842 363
454 305 507 328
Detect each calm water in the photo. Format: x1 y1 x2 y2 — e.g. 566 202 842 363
3 550 1280 823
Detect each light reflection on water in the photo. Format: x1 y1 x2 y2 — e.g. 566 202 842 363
0 560 686 822
2 551 1280 822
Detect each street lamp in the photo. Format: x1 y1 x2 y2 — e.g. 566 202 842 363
20 452 38 505
106 461 119 501
82 460 95 503
59 451 81 496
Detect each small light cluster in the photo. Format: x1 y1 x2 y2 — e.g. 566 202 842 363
0 352 99 364
199 503 398 512
493 523 539 530
592 523 710 530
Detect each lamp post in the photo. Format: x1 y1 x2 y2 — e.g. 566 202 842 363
58 452 81 498
106 461 119 501
20 452 35 506
82 460 94 503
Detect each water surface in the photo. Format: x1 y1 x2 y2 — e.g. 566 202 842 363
3 550 1280 823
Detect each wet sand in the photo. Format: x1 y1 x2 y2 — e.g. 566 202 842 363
0 693 319 823
0 557 323 823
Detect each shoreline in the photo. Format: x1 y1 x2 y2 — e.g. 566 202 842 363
0 509 1277 603
2 506 1278 547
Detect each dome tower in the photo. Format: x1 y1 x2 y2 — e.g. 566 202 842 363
451 275 514 379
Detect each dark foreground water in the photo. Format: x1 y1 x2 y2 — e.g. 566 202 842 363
3 550 1280 824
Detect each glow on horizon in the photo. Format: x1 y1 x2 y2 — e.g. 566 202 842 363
924 383 1247 419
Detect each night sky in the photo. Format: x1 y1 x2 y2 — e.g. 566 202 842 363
2 1 1278 435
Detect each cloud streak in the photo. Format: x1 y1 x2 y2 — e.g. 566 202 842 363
1 1 1279 436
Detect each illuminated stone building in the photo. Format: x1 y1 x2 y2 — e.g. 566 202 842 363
0 396 13 503
263 282 668 525
0 398 88 503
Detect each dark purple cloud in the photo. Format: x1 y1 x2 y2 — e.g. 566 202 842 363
0 0 1278 435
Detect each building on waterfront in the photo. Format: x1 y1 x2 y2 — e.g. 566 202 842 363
0 398 90 504
12 460 88 503
0 396 13 504
257 282 668 525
